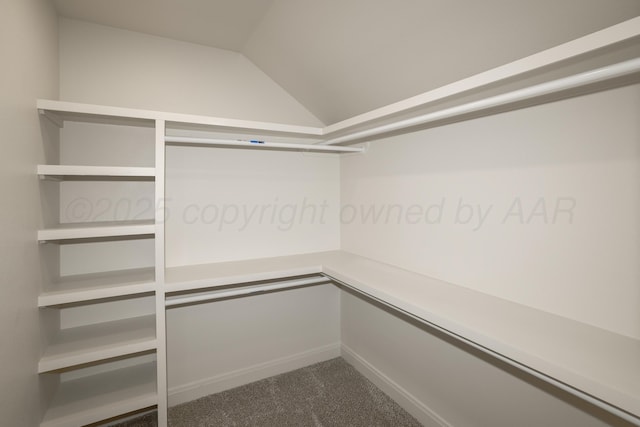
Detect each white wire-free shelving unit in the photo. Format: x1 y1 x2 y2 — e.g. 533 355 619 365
35 17 640 427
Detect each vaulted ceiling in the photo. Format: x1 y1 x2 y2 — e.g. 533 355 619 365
52 0 274 52
53 0 640 125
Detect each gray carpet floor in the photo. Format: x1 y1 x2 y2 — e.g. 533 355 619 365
111 357 422 427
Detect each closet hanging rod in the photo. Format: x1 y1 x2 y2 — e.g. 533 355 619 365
327 277 640 426
165 276 332 307
164 136 364 153
319 57 640 146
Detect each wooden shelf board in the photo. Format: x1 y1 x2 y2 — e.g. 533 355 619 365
38 220 155 241
39 268 155 307
164 251 640 419
40 362 157 427
322 17 640 137
37 165 156 179
37 99 158 127
39 315 156 373
37 99 323 137
321 252 640 419
164 252 327 293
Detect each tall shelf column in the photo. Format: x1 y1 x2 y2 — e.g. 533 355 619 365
155 119 168 427
37 108 160 427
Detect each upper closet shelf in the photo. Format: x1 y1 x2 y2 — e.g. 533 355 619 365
37 99 323 137
37 165 156 180
36 16 640 149
38 220 155 242
165 251 640 424
165 252 326 293
320 57 640 146
321 16 640 142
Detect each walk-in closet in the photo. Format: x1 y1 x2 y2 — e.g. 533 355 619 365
2 1 640 426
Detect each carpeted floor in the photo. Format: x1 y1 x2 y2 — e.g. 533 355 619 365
110 357 422 427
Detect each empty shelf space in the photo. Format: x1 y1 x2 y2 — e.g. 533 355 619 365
38 220 155 241
37 165 156 180
39 268 156 307
39 315 156 373
40 362 157 427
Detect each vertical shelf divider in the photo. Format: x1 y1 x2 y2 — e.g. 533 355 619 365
154 119 168 427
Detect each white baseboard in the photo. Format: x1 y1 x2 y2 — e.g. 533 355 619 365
168 342 341 406
103 408 157 426
341 343 452 427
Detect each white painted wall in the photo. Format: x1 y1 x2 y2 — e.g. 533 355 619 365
164 144 341 403
167 284 341 406
59 18 324 127
341 84 640 340
244 0 640 123
0 0 58 425
165 146 340 266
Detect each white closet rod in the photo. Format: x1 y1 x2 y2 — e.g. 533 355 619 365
165 276 331 307
164 136 364 153
319 57 640 146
